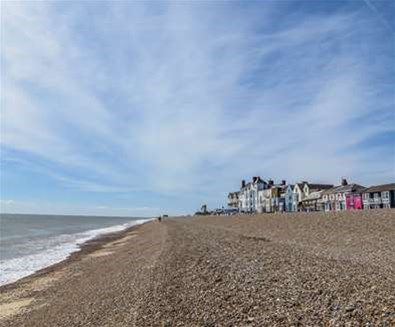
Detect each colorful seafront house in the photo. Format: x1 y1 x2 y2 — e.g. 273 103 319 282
322 179 365 211
346 193 363 210
362 183 395 209
284 184 294 212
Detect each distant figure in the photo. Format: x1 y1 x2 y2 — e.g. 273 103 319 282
158 216 162 222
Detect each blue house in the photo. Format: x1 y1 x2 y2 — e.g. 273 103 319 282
284 184 294 212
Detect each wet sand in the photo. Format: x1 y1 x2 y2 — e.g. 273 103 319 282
1 210 394 326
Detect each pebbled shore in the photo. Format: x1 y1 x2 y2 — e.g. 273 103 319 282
1 210 395 326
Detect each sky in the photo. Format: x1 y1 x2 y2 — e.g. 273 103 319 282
1 0 394 217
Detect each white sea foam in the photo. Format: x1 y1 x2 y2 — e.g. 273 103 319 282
0 219 151 286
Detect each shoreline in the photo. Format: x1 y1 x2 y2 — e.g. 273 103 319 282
2 211 395 326
0 220 151 293
0 219 157 322
0 218 152 290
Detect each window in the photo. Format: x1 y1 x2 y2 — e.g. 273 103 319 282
382 191 389 199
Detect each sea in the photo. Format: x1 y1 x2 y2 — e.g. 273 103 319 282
0 213 152 286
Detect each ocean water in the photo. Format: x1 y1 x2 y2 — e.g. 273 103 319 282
0 213 151 286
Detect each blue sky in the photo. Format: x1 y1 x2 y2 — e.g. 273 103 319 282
1 0 394 216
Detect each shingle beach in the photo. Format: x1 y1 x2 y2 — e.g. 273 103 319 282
1 210 394 326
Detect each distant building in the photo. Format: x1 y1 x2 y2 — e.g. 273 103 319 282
284 184 294 212
322 179 365 211
292 182 333 211
227 191 240 209
292 182 307 211
271 180 287 212
303 183 334 197
239 177 266 213
257 181 271 213
256 180 287 213
362 183 395 209
300 190 325 212
346 193 363 210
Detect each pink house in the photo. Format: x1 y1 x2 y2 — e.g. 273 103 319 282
346 194 363 210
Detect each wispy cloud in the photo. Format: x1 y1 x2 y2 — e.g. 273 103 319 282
362 0 394 33
1 1 394 214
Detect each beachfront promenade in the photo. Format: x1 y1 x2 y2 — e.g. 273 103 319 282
1 210 394 326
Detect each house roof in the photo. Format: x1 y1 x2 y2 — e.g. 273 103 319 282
241 182 252 190
241 177 266 190
306 184 333 191
295 183 305 190
323 183 365 194
254 177 265 184
363 183 395 193
301 190 323 202
228 191 240 197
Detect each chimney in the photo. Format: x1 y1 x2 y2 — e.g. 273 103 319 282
241 180 246 188
341 178 348 186
281 180 286 185
252 176 258 183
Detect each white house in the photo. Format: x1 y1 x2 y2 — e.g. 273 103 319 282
239 177 266 213
292 182 307 211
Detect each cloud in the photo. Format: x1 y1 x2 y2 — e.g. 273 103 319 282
362 0 394 33
1 1 394 212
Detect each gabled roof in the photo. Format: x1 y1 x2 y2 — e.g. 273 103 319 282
254 177 265 184
363 183 395 193
294 183 305 190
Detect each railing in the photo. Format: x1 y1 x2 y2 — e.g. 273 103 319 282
363 198 382 205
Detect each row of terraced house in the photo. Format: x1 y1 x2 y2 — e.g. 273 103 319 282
227 177 395 213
